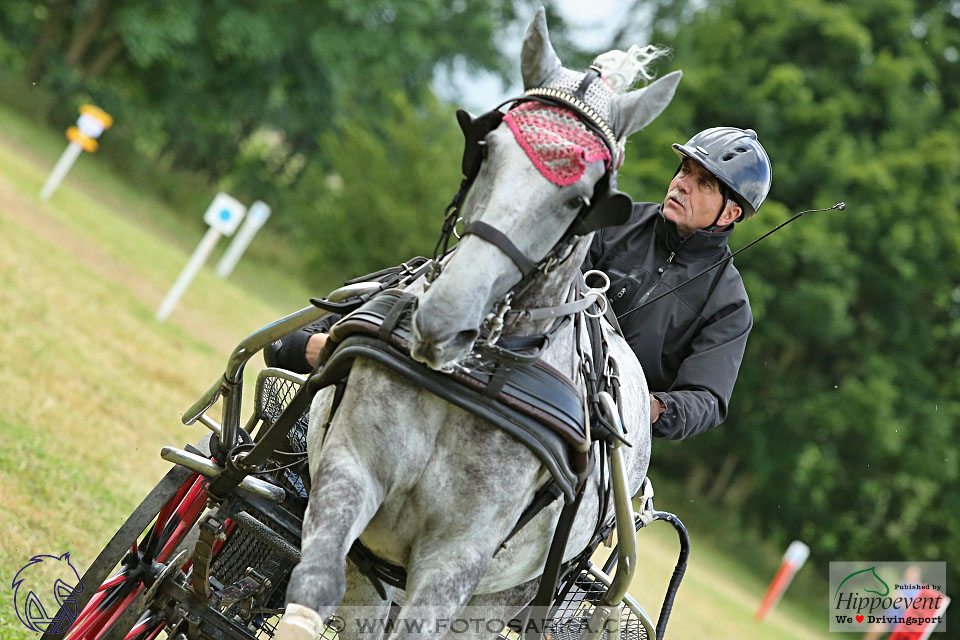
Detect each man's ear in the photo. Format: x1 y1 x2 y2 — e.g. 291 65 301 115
720 203 743 226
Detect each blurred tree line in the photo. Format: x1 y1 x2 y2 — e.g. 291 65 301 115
1 0 958 592
0 0 569 280
615 0 960 591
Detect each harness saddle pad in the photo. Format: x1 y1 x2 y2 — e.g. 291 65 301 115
309 291 590 502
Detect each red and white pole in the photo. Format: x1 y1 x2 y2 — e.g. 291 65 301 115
755 540 810 621
888 592 950 640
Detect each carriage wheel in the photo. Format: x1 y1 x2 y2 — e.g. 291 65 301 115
40 464 207 640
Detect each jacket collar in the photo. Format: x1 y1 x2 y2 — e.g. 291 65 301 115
654 205 734 260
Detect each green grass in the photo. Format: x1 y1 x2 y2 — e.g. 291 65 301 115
0 100 828 639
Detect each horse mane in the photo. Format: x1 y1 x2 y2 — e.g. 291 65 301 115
593 44 670 93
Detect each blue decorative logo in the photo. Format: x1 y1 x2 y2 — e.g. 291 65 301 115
219 208 232 221
11 552 84 634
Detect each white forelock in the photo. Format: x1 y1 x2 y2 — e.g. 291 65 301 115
593 44 671 93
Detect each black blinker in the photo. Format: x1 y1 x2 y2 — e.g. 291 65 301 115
569 172 634 235
457 109 504 179
456 103 633 238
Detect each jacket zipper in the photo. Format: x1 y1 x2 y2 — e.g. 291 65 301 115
636 248 679 306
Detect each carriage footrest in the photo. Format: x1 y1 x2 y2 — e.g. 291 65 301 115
213 573 267 607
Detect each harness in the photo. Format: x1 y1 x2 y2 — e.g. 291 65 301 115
306 71 638 620
430 66 634 289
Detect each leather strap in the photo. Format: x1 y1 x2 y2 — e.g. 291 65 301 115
524 483 586 640
574 66 602 101
503 292 603 324
462 220 537 277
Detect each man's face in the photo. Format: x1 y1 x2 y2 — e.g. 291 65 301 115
662 157 727 236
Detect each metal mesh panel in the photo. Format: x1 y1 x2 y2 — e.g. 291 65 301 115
544 571 648 640
256 371 311 498
257 374 310 455
210 511 299 639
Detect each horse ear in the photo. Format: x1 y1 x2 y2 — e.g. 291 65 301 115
611 70 683 139
521 7 562 89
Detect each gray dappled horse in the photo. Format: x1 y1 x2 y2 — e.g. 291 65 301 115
275 9 681 640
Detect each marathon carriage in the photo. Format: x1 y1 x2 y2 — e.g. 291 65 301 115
41 280 690 640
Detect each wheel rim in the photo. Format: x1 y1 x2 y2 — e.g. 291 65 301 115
63 474 206 640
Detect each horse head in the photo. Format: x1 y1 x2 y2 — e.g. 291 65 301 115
411 7 681 370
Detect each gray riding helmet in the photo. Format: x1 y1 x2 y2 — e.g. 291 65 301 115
672 127 772 220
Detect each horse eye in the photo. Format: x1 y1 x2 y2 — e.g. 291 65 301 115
567 196 586 209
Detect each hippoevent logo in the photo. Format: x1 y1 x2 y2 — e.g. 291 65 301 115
11 553 84 634
829 562 948 633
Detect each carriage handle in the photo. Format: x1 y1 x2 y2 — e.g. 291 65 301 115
580 391 639 640
597 391 637 606
182 282 381 452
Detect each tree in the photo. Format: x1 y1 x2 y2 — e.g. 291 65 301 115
612 0 960 587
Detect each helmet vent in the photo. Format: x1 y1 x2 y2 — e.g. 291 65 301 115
735 147 748 152
722 153 735 161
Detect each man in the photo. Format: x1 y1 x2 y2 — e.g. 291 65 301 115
584 126 772 439
266 126 771 440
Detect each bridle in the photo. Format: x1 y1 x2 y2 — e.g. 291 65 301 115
426 68 634 347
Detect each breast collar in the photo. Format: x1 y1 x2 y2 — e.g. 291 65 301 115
654 206 735 261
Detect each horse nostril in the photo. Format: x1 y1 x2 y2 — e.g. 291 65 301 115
451 329 479 350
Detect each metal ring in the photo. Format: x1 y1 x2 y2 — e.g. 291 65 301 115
453 217 465 239
583 292 608 318
583 269 611 294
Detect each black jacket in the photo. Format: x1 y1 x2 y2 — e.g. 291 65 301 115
583 202 753 440
266 202 752 440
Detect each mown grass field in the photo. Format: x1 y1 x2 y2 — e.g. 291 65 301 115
0 103 828 639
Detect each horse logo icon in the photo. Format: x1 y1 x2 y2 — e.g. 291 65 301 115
11 552 84 634
834 565 890 598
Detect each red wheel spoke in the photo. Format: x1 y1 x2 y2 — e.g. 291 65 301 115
153 473 200 540
152 477 206 562
143 620 165 640
122 612 160 640
157 487 207 562
92 584 144 640
62 588 112 639
97 574 127 593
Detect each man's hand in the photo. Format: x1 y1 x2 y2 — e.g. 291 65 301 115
650 393 666 423
305 333 329 367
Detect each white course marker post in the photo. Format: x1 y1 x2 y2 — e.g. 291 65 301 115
156 193 246 322
215 200 271 278
40 105 113 201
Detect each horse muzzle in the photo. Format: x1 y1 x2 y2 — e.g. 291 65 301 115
410 310 479 370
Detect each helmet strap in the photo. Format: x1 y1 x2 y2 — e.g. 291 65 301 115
705 184 736 232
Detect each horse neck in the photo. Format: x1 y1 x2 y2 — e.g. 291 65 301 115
503 234 594 339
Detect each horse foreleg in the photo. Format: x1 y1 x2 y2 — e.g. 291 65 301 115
275 452 384 640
